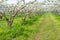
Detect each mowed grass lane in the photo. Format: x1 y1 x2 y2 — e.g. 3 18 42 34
34 12 60 40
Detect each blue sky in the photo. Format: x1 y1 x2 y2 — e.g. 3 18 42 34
6 0 44 4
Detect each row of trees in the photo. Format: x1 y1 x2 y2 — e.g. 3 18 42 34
43 0 60 15
0 0 44 28
0 0 60 28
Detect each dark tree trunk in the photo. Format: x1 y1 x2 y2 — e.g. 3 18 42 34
6 16 14 29
7 20 13 28
0 16 2 19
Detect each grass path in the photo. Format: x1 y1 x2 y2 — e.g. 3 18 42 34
34 13 60 40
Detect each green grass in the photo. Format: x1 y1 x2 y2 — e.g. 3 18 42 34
0 12 60 40
38 12 60 40
0 13 44 40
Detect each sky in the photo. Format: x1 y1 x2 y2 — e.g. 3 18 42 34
6 0 44 4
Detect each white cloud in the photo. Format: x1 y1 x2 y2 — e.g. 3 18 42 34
6 0 17 4
25 0 34 3
37 0 44 2
6 0 44 4
0 0 1 1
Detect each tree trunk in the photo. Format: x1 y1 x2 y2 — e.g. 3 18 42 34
7 20 13 29
6 17 14 29
22 16 26 22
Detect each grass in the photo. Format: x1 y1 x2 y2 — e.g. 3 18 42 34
38 12 60 40
0 13 44 40
0 12 60 40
